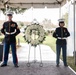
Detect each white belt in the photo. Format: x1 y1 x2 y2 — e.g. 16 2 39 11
6 30 16 35
57 37 66 39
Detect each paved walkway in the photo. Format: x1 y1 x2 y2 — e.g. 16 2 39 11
0 43 76 75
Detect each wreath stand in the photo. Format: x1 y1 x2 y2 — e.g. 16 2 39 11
27 44 43 67
24 24 45 67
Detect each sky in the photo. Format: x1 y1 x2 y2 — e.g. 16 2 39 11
0 3 68 25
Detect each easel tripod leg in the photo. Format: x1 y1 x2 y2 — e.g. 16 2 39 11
27 44 31 67
39 45 43 67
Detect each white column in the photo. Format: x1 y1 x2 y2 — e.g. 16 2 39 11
73 0 76 65
31 6 34 21
5 5 7 20
67 3 74 56
0 10 1 20
59 5 61 18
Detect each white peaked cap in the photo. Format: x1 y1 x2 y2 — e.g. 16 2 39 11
58 18 65 22
6 10 13 15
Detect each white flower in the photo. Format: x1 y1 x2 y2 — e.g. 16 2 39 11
24 24 45 46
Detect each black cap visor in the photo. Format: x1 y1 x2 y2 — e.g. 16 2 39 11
59 21 64 23
7 14 12 16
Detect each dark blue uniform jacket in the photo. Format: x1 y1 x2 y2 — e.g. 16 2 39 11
1 21 20 43
53 27 70 45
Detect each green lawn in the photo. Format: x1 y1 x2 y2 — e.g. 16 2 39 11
67 56 76 71
16 34 26 43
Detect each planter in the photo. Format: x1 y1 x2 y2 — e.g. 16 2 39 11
0 44 3 61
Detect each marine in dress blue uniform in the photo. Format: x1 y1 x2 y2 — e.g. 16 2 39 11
0 11 20 67
53 19 70 67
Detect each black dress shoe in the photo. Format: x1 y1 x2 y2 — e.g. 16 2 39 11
0 63 7 67
56 64 59 67
64 64 68 67
14 64 19 68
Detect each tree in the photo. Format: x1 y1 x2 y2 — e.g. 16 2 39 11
17 21 24 29
0 7 27 14
42 18 57 29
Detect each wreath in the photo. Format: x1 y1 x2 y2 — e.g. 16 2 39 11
24 24 46 46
